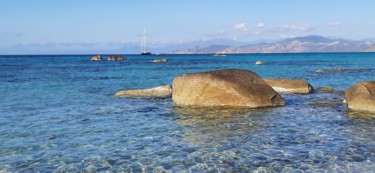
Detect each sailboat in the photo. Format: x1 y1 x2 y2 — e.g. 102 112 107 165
141 27 152 55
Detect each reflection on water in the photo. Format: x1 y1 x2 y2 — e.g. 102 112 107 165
173 107 277 147
346 110 375 120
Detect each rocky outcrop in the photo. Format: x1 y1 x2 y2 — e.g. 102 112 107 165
108 55 125 61
151 58 168 63
345 81 375 112
264 78 314 94
91 55 102 61
172 69 285 108
115 84 172 98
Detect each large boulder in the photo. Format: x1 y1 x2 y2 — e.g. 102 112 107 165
115 84 172 98
108 55 125 61
172 69 285 108
91 55 102 61
263 78 314 94
345 81 375 112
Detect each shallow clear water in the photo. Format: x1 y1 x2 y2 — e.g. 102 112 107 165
0 53 375 172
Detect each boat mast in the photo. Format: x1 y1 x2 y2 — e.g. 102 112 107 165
142 27 147 53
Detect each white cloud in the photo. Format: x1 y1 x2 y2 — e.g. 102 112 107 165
279 24 314 31
256 22 265 28
233 23 249 31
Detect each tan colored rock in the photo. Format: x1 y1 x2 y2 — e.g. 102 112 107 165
172 69 285 108
255 61 264 65
345 81 375 112
315 69 326 73
108 55 125 61
332 67 343 71
263 78 314 94
91 55 102 61
115 84 172 98
151 58 168 63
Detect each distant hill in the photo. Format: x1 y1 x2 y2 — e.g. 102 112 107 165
364 44 375 52
171 45 231 54
170 35 374 54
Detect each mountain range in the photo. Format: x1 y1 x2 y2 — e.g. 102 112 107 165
169 35 375 54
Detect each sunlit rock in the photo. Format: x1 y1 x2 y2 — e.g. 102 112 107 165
151 58 168 63
91 55 102 61
172 69 285 108
345 81 375 112
264 78 314 94
108 55 125 61
115 84 172 98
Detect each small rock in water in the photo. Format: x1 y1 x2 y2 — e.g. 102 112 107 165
255 60 264 65
332 67 343 71
315 69 326 73
151 58 168 63
48 135 57 140
107 55 125 61
91 55 102 61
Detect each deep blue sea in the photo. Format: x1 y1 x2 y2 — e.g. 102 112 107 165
1 53 375 172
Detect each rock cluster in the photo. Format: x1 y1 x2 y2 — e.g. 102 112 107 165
114 68 374 114
108 55 125 61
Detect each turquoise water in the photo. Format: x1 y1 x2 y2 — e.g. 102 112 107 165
0 53 375 172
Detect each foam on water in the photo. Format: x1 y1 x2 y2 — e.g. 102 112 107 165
0 53 375 172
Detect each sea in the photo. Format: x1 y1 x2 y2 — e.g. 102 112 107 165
0 53 375 172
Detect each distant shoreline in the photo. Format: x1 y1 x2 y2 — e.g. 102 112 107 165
1 52 375 57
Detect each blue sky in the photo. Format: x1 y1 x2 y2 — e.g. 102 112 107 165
0 0 374 54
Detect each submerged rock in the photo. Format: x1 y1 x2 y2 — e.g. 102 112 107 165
317 86 334 92
108 55 125 61
115 84 172 98
172 69 285 108
151 58 168 63
345 81 375 112
91 55 102 61
263 78 314 94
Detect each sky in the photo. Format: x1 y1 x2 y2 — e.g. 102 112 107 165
0 0 374 54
